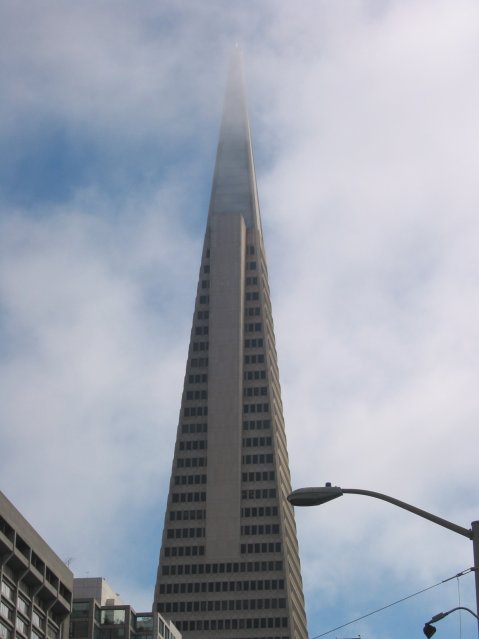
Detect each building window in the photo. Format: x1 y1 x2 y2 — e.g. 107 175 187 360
171 492 206 503
244 338 263 348
186 390 207 400
0 582 13 601
242 453 273 464
17 597 28 615
188 374 208 384
244 387 268 397
192 341 209 352
0 621 11 639
243 419 270 430
100 609 126 625
243 436 272 447
16 617 27 635
190 357 208 368
70 620 88 638
32 611 44 628
0 602 12 621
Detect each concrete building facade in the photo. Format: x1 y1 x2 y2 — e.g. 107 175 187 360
153 52 309 639
0 492 73 639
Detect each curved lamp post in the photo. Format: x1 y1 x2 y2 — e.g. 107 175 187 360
423 606 478 637
288 484 479 636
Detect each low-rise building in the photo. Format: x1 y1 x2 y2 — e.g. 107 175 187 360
0 492 73 639
71 578 180 639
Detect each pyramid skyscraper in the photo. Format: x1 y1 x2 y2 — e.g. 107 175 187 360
153 51 309 639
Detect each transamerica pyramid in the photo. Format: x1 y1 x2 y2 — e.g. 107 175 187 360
153 50 309 639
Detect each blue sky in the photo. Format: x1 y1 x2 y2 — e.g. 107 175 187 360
1 1 479 638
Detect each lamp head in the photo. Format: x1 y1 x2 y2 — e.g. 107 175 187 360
423 623 436 638
288 484 343 507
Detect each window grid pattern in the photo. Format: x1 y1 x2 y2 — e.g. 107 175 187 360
154 228 308 639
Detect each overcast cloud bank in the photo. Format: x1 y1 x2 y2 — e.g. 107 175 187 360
1 1 479 637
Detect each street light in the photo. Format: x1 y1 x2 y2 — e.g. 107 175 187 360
423 606 478 637
288 483 479 636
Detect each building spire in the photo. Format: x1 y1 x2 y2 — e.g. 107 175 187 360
208 49 262 233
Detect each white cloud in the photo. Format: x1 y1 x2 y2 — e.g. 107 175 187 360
1 1 479 636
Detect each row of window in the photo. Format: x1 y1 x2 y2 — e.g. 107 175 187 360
176 457 206 468
159 597 286 614
244 370 266 380
244 386 267 397
0 584 47 631
2 580 62 624
245 307 261 317
242 488 277 499
174 468 276 482
163 546 204 557
199 295 209 304
169 509 205 521
183 406 208 417
244 354 264 364
245 322 262 332
241 542 281 554
174 474 206 485
244 403 269 414
243 419 270 430
194 326 208 335
243 437 272 447
183 403 269 422
196 310 209 320
190 357 208 368
178 440 206 450
185 390 207 400
171 492 206 503
0 526 70 605
181 422 207 434
188 373 207 383
158 578 284 595
241 524 280 536
247 262 257 270
201 279 209 289
192 341 208 351
245 291 259 301
166 528 205 539
243 454 273 464
241 506 278 517
160 560 283 576
173 617 288 632
242 471 275 482
0 606 56 639
167 524 280 538
245 338 263 348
